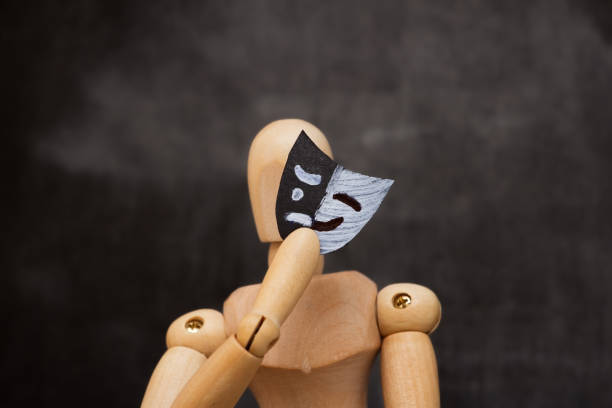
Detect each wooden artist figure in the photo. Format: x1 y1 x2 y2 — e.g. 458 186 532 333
141 119 442 408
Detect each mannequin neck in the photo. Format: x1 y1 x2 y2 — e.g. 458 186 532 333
268 242 324 275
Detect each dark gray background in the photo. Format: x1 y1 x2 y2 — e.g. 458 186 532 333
3 1 611 406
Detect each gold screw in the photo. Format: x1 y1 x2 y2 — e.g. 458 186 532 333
185 317 204 333
392 293 411 309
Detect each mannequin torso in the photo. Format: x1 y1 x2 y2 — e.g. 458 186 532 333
224 271 379 408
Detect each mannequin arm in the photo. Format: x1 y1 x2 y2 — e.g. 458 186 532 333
377 283 442 408
172 228 320 408
141 309 227 408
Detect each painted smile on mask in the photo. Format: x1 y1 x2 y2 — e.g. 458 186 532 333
275 131 394 254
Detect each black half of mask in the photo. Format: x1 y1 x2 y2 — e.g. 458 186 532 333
275 131 337 238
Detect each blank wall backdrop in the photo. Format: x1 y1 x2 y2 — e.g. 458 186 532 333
3 1 612 406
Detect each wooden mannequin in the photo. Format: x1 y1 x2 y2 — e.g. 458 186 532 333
141 119 442 408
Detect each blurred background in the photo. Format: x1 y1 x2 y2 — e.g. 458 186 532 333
3 0 612 406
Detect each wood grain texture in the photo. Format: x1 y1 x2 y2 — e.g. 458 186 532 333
252 352 375 408
236 227 320 357
235 313 280 358
170 229 320 407
141 309 227 408
247 228 321 327
224 271 380 407
141 347 206 408
268 242 324 275
171 335 262 408
381 332 440 408
377 283 441 337
166 309 227 357
248 119 333 242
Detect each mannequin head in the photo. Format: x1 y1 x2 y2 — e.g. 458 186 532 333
247 119 333 242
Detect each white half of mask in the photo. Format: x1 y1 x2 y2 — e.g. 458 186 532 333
312 165 394 254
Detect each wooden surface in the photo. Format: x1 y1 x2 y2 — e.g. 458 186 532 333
381 332 440 408
236 228 320 356
166 309 227 356
141 347 206 408
268 242 324 276
247 119 333 242
141 309 227 408
171 228 320 407
224 270 380 407
171 335 262 408
377 283 441 337
252 352 375 408
377 284 441 407
235 313 280 358
245 228 320 326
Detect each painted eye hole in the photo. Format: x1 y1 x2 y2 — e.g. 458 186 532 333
285 212 312 227
294 164 321 186
291 188 304 201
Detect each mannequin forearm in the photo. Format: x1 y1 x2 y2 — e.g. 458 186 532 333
172 228 320 408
